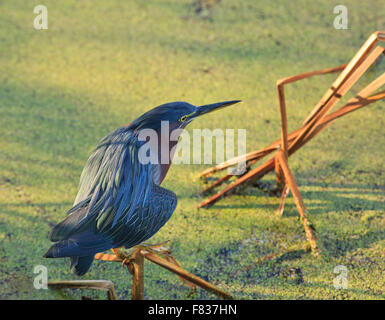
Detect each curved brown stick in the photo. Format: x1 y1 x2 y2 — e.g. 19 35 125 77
276 64 347 87
303 31 385 125
48 280 118 300
291 45 385 154
198 38 385 206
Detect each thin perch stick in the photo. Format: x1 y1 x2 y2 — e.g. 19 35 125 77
95 249 233 300
140 250 233 300
131 249 145 300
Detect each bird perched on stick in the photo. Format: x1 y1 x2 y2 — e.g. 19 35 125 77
44 100 241 275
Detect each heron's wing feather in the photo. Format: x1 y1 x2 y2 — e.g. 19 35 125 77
49 196 91 241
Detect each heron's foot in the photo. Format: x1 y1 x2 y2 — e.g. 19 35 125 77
112 241 174 267
110 248 136 275
111 248 134 267
134 241 173 261
111 248 125 260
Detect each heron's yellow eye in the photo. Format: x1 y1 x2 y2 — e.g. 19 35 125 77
179 115 188 122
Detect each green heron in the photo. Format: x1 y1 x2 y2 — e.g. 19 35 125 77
44 100 241 275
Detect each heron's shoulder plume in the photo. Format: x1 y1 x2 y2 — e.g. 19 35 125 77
71 126 153 231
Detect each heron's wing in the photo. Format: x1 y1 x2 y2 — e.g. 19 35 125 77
48 186 177 254
50 127 153 241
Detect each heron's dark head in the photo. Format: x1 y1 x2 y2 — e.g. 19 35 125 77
129 100 241 184
129 100 241 133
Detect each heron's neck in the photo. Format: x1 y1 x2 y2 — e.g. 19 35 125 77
153 128 182 185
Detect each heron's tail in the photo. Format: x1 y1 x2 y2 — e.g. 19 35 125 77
44 230 113 276
43 241 95 276
70 256 94 276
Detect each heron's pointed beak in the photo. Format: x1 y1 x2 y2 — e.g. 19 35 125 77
193 100 241 118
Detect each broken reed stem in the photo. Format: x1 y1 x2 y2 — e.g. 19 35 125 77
198 33 385 207
276 151 318 255
199 147 276 178
197 85 385 207
199 63 347 179
197 157 275 208
201 158 259 194
199 37 385 188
